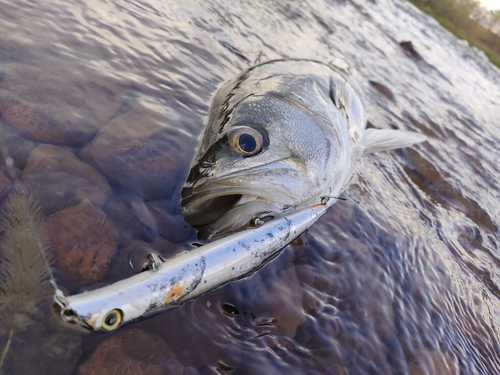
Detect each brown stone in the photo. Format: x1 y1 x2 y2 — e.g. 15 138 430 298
0 171 12 199
0 59 130 145
45 200 119 286
77 328 184 375
146 199 195 243
409 349 459 375
369 80 396 103
82 104 192 200
0 118 37 169
102 191 159 244
400 41 423 61
21 144 111 215
243 261 305 338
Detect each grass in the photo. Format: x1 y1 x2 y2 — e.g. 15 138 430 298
408 0 500 69
0 192 54 372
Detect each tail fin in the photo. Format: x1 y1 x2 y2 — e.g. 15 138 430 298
361 128 426 154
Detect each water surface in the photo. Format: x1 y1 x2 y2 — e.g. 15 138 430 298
1 0 500 374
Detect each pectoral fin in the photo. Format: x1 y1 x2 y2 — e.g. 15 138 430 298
361 128 426 154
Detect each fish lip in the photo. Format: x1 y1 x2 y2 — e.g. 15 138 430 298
182 159 302 206
186 158 301 189
181 160 302 233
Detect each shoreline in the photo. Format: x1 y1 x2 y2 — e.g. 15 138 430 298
408 0 500 69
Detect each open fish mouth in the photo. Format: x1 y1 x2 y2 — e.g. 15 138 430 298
182 185 257 225
181 185 282 239
182 192 243 227
181 162 304 239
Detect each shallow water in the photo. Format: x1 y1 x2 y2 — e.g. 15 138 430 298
1 0 500 374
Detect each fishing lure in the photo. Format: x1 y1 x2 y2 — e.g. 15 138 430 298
54 199 335 331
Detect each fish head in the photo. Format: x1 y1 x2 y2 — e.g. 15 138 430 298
182 86 345 239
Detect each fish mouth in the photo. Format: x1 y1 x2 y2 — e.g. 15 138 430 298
182 191 244 227
181 161 303 239
181 185 280 239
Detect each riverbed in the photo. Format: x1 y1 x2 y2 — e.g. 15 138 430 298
1 0 500 374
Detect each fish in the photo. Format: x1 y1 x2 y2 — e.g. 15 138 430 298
181 59 426 239
54 59 426 331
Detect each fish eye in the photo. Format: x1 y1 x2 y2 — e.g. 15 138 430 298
102 309 122 330
228 127 263 156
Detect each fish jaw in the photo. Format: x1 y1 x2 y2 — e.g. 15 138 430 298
181 162 308 238
182 188 287 239
196 199 285 239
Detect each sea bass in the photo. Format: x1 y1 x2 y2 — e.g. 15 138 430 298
182 59 425 239
55 60 425 331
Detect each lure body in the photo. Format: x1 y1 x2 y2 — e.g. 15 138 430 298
56 201 332 330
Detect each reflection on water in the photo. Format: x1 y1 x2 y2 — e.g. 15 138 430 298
1 0 500 373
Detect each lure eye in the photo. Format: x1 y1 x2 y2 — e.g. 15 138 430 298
228 127 263 156
102 309 122 330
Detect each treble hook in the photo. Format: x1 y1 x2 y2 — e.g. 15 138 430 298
128 252 165 273
320 196 347 205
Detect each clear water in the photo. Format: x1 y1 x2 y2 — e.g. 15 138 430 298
1 0 500 374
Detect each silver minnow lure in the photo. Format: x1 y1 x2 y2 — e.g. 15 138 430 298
55 201 333 331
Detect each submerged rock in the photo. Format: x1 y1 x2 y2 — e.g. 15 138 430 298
77 328 184 375
102 190 159 246
21 144 112 215
81 104 191 200
101 194 194 248
0 118 37 169
0 171 12 200
242 259 305 338
145 199 195 243
409 349 459 375
400 41 423 61
0 59 130 145
45 200 119 286
369 80 396 103
1 306 82 375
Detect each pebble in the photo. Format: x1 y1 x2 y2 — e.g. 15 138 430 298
77 328 184 375
0 171 12 200
102 190 158 246
0 118 37 169
81 104 191 200
45 200 119 286
21 144 112 215
0 59 130 145
146 199 195 243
